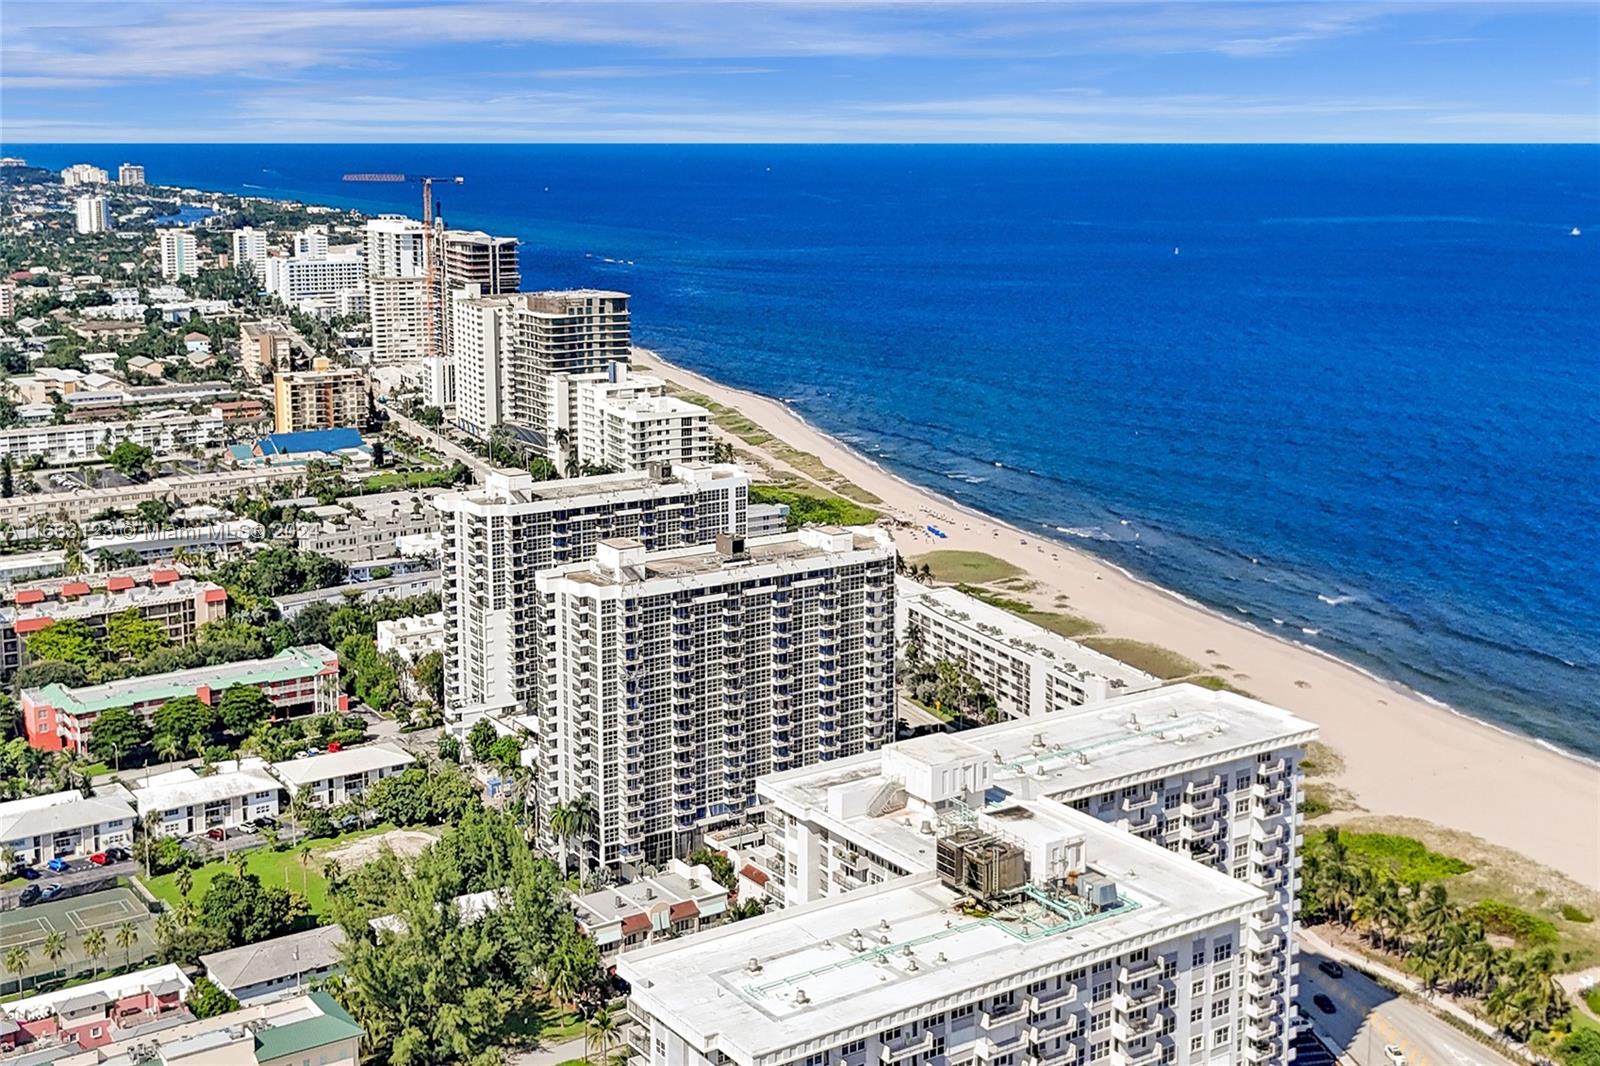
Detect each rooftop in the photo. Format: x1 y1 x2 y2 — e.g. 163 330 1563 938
24 645 336 717
271 743 414 787
134 760 281 816
0 964 190 1023
544 526 888 592
619 808 1265 1061
0 787 135 842
257 428 365 456
199 926 348 994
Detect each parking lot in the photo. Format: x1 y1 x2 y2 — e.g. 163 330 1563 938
0 886 159 993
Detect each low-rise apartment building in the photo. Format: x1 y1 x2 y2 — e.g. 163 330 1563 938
20 644 342 752
292 488 442 562
270 743 414 806
0 964 190 1052
0 787 136 866
375 612 444 661
898 578 1161 717
134 758 284 837
83 519 266 565
0 567 227 681
199 927 349 1006
571 859 730 962
0 410 224 462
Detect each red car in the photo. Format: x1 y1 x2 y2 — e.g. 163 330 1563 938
206 828 226 841
88 852 110 866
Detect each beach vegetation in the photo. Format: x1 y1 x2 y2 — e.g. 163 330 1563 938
910 550 1022 585
1183 675 1255 698
1077 637 1198 680
1299 740 1345 777
1302 827 1570 1042
1561 905 1594 924
956 583 1100 639
1469 901 1560 947
749 484 878 528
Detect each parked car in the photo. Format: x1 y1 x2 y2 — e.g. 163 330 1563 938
327 740 343 753
206 827 226 841
89 852 110 866
39 883 64 902
46 857 70 873
104 847 130 863
1385 1046 1406 1066
12 864 40 881
251 816 278 830
19 884 42 906
1313 994 1336 1015
1318 960 1344 979
236 823 259 836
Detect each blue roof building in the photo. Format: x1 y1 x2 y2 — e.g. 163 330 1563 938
256 428 365 456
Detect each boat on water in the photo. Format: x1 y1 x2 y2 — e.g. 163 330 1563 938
1572 227 1582 237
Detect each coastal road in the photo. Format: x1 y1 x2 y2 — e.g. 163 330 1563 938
381 404 491 479
1297 948 1517 1066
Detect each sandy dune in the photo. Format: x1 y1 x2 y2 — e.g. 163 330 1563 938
642 350 1600 887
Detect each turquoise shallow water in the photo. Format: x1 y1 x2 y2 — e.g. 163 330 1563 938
10 143 1599 757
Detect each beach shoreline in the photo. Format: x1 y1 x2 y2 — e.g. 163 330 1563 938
635 346 1600 888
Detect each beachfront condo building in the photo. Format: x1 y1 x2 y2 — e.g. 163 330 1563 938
363 214 427 278
532 527 896 869
20 644 342 753
265 251 366 305
118 162 146 186
450 288 632 442
74 195 109 234
745 684 1316 1066
433 464 751 716
440 228 520 295
550 362 713 474
232 227 270 279
369 274 430 364
271 359 369 433
61 163 109 187
239 320 294 381
0 567 227 682
158 229 198 279
620 797 1271 1066
898 577 1161 718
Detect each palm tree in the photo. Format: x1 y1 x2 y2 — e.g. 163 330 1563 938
176 867 194 899
153 732 180 764
115 920 139 969
4 945 29 994
586 1005 620 1065
82 928 108 974
298 844 313 897
40 930 67 980
153 914 177 953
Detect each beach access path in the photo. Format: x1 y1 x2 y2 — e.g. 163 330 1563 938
638 350 1600 888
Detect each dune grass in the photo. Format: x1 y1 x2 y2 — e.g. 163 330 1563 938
1078 637 1199 680
956 583 1100 639
749 485 878 529
911 550 1023 585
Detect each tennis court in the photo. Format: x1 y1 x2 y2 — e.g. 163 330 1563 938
1 886 158 989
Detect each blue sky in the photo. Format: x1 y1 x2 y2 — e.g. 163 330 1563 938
1 1 1596 142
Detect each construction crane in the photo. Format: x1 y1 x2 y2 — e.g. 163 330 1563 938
342 173 465 361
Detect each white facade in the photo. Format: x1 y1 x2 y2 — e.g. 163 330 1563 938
375 612 444 661
434 464 752 715
621 809 1270 1066
271 743 415 806
134 759 282 838
747 502 790 536
369 274 429 365
158 229 198 279
0 411 225 462
61 163 109 187
265 253 365 305
899 578 1161 718
293 226 330 259
555 363 712 473
74 195 109 234
232 227 270 278
0 787 136 866
533 526 897 868
118 162 146 186
362 215 426 278
449 287 513 437
754 684 1315 1066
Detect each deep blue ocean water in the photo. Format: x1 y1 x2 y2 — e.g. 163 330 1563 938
10 144 1599 758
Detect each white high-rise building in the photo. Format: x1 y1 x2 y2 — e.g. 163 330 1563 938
158 229 198 279
433 464 752 716
449 286 515 438
231 227 269 279
61 163 109 187
118 162 146 186
534 526 897 868
749 684 1316 1066
621 805 1273 1066
362 215 426 278
74 195 109 234
554 362 712 473
293 226 330 259
265 253 365 305
369 275 430 364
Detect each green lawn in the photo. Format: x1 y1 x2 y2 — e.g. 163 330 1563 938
1077 637 1199 680
749 485 878 529
142 824 402 917
361 468 460 492
910 550 1022 585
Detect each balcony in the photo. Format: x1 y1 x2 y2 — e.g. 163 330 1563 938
1120 1044 1160 1066
1119 959 1161 984
980 1003 1025 1030
1121 792 1157 813
879 1032 934 1063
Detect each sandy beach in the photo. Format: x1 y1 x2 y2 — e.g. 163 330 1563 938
640 350 1600 888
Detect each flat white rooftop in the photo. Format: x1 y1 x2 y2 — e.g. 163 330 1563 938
620 806 1266 1063
271 743 413 787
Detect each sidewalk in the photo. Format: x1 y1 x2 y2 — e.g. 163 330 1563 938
1298 928 1537 1063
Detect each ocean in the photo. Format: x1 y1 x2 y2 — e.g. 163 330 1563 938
10 144 1599 758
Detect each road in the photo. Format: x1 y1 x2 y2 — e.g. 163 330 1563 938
381 405 491 478
1297 947 1516 1066
0 859 136 909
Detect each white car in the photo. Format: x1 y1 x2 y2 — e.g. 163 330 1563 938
1385 1045 1406 1066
